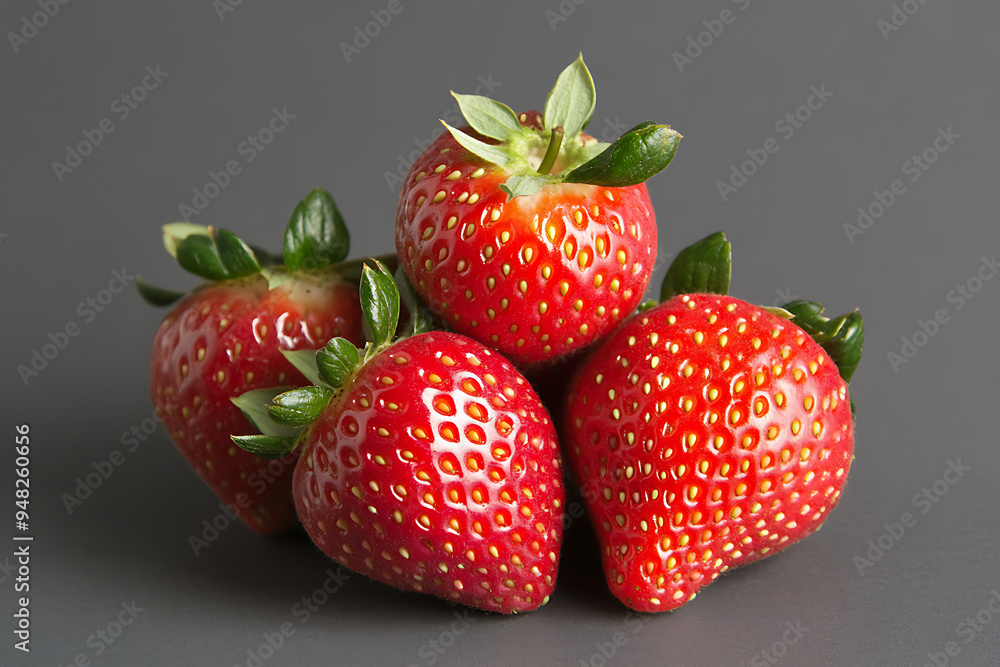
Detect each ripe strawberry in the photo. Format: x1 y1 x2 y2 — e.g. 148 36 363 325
563 233 864 612
396 55 682 367
142 189 368 535
232 262 564 612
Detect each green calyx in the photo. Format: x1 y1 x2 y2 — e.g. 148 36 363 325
780 302 864 384
138 188 351 306
230 260 427 459
443 54 682 201
659 232 864 385
660 232 732 301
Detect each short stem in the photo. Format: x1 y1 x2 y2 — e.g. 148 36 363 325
537 126 564 175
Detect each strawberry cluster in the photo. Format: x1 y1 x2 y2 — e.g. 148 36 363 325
141 56 863 615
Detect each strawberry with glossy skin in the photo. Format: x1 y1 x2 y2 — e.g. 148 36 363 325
563 233 864 612
233 263 564 612
142 190 367 535
396 55 682 367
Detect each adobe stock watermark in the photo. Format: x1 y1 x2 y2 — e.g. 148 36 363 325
188 456 295 556
406 609 479 666
887 254 997 373
716 84 833 202
213 0 245 21
177 106 296 221
843 126 960 244
771 287 800 308
234 568 350 667
544 0 590 31
383 74 501 191
854 459 970 575
877 0 932 41
61 409 162 515
922 588 1000 666
58 600 145 667
340 0 418 63
16 267 135 386
7 0 73 54
51 65 170 183
742 619 809 667
672 0 754 73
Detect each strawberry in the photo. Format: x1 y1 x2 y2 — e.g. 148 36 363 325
563 233 864 612
232 262 564 612
395 55 682 368
142 189 369 535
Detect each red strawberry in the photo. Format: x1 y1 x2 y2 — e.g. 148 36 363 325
563 233 864 612
232 262 564 612
396 55 682 368
143 189 369 535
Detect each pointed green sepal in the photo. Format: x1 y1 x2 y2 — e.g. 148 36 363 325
231 387 302 437
441 121 513 167
661 232 732 301
163 223 210 259
214 228 262 277
395 266 433 337
636 299 658 313
268 386 335 428
782 301 865 384
136 275 187 307
568 140 612 167
563 122 682 187
543 53 596 141
761 306 794 320
280 349 324 386
499 173 554 200
317 338 361 389
283 189 350 271
360 260 400 350
452 92 524 142
230 434 298 458
173 226 261 281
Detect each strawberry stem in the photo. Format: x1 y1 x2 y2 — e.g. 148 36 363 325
537 126 564 175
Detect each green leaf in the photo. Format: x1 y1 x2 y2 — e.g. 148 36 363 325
329 252 400 283
231 387 301 437
230 434 298 458
136 275 186 307
317 337 361 388
660 232 732 300
637 299 658 312
566 140 611 168
395 265 433 336
761 306 794 320
280 349 324 386
268 386 334 428
174 227 261 282
499 173 553 200
563 122 682 187
162 223 209 259
452 92 524 142
442 121 512 167
214 228 261 276
543 53 596 140
284 189 350 271
360 260 400 349
782 301 865 384
174 234 228 281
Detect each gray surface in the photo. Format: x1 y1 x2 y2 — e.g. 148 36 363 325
2 1 999 665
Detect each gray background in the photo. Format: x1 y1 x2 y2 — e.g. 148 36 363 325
2 0 998 665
